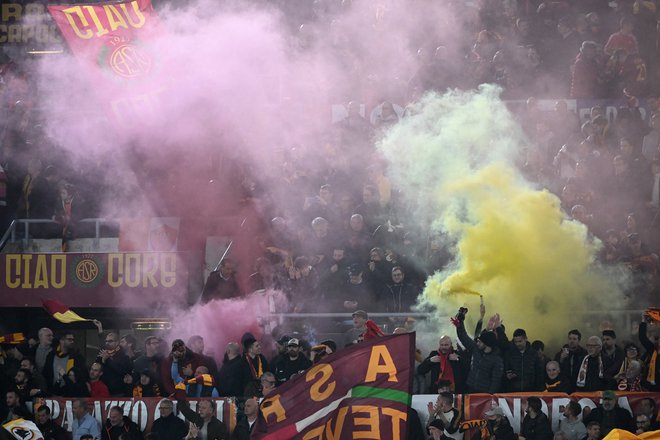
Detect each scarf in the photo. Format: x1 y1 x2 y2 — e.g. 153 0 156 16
545 378 564 392
576 354 603 388
186 374 215 387
246 354 263 379
617 376 641 391
362 320 385 340
648 350 657 385
437 352 455 391
105 346 121 357
55 345 75 373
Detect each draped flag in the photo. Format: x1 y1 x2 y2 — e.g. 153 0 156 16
3 418 44 440
47 0 161 124
42 299 90 323
603 429 660 440
251 333 415 440
0 333 25 344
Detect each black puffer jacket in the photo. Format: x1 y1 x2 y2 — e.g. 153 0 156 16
456 322 504 393
503 342 544 392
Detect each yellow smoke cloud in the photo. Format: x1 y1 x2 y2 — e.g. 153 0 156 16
379 86 624 345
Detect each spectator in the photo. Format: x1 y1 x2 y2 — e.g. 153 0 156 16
119 335 140 363
343 310 368 347
379 266 419 313
636 398 660 430
558 401 587 440
616 359 645 391
519 396 553 440
417 335 465 394
2 391 28 424
186 336 219 377
601 329 624 383
173 365 218 398
576 336 607 391
239 335 269 397
555 329 588 392
12 368 40 402
179 399 229 440
217 342 243 398
641 113 660 162
87 362 110 398
131 370 160 397
232 398 259 440
504 328 545 392
132 336 164 389
455 309 504 394
583 422 600 440
19 357 47 395
605 17 640 56
544 361 571 393
151 399 186 440
43 331 86 394
483 407 516 440
102 406 143 440
35 405 66 440
583 389 634 436
31 327 54 373
635 414 653 434
273 338 311 385
200 258 243 303
95 328 132 397
71 399 102 440
425 392 463 440
52 367 89 398
160 339 204 396
571 41 602 98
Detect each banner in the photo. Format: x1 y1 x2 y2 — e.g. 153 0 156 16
0 252 188 307
465 392 660 434
0 1 63 51
252 333 415 440
3 418 44 440
33 397 235 434
47 0 162 124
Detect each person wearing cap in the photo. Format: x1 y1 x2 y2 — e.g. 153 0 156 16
131 368 160 397
238 334 270 397
269 335 291 366
337 264 375 312
582 390 634 436
483 407 516 440
519 397 552 440
601 329 624 384
428 418 445 440
273 338 312 385
455 308 504 393
638 313 660 391
558 401 587 440
160 339 205 396
343 310 369 348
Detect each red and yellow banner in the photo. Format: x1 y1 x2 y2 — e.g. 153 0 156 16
252 333 415 440
47 0 161 124
1 252 187 307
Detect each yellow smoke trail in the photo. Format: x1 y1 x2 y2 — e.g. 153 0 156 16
379 86 624 345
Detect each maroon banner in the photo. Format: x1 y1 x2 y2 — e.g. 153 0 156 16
34 397 236 434
0 252 188 307
252 333 415 439
465 392 660 434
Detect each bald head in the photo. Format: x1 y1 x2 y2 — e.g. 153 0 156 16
438 336 452 354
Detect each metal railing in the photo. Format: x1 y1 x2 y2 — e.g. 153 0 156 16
0 218 119 251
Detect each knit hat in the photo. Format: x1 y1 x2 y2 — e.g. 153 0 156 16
241 333 257 351
602 330 616 339
478 331 497 348
429 419 445 430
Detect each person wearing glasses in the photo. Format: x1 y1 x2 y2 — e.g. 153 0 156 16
575 336 607 391
93 320 132 397
151 399 187 440
43 331 86 395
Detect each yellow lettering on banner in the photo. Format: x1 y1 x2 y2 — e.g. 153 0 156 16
325 407 348 440
382 407 407 440
161 254 176 288
1 4 22 22
25 4 44 16
121 1 145 28
6 255 20 288
351 405 380 439
108 254 122 287
21 254 32 288
301 426 324 440
62 6 92 39
103 5 128 32
33 255 48 289
125 253 140 287
81 5 107 37
142 253 158 287
260 395 286 423
365 345 398 383
0 25 6 43
8 24 19 43
52 255 66 289
306 364 336 402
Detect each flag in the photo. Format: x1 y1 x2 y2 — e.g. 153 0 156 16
0 333 25 344
41 299 90 324
3 418 44 440
603 429 660 440
251 333 414 440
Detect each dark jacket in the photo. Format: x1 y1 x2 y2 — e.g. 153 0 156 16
639 322 659 391
231 416 256 440
178 399 229 440
37 419 67 440
98 352 133 396
576 355 607 392
457 322 504 393
151 413 187 440
217 356 243 397
583 405 634 436
102 416 143 440
416 350 466 394
554 346 588 393
238 354 270 397
520 412 553 440
273 355 311 385
483 416 516 440
503 342 545 392
43 349 87 394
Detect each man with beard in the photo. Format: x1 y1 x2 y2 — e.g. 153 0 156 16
273 338 311 385
482 407 516 440
557 401 587 440
417 335 465 393
555 329 588 392
43 332 86 394
35 405 66 440
95 329 132 397
160 339 204 396
519 396 553 440
601 329 624 383
132 336 164 388
187 335 219 377
379 266 419 313
504 329 544 392
583 390 634 436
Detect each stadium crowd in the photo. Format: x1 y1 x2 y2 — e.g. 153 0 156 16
2 0 660 438
0 308 659 439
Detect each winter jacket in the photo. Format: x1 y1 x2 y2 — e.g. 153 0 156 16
456 322 504 393
503 342 544 392
520 412 553 440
